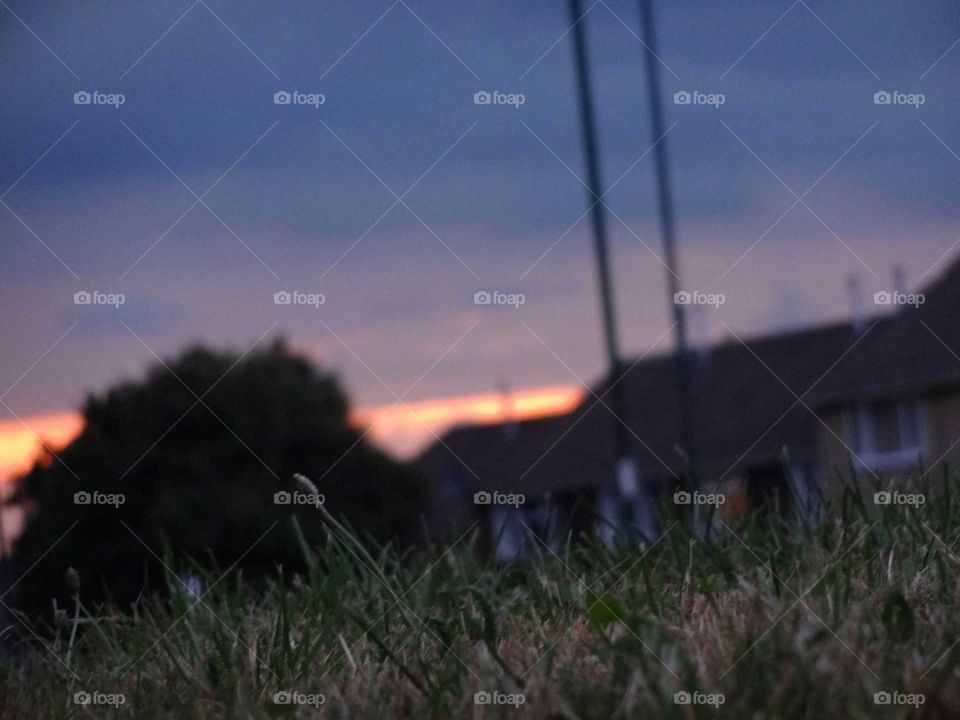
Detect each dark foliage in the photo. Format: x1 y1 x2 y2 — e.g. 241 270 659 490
3 339 423 618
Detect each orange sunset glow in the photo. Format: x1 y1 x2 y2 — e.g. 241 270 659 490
351 384 583 459
0 412 86 485
0 385 582 484
0 411 86 551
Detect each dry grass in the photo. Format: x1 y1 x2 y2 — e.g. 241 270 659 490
1 473 959 718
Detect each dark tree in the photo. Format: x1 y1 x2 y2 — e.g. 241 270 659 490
3 339 423 618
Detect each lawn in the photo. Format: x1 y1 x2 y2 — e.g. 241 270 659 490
1 472 958 718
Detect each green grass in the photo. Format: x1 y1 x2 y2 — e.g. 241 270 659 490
2 472 959 719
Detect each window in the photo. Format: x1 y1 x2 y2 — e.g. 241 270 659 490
848 400 923 470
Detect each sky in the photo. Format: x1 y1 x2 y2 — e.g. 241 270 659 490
1 0 959 468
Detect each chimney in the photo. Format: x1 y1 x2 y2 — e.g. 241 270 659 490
846 273 864 333
892 264 907 296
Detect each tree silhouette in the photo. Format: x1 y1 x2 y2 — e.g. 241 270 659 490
3 339 422 618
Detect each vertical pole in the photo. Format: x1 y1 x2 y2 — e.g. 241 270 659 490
568 0 651 537
0 483 7 557
0 480 8 560
638 0 699 488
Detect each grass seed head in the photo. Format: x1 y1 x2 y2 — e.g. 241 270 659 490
293 473 320 498
65 567 80 594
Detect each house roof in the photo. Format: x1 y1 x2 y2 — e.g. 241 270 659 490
414 413 572 493
810 255 960 406
415 254 960 498
506 321 859 496
415 322 859 497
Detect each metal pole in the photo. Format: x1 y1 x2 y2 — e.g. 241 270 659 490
567 0 649 536
638 0 700 488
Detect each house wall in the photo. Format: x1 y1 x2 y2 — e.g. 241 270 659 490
816 405 899 500
816 409 850 490
816 389 960 495
925 390 960 471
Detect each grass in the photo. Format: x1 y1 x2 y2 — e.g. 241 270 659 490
1 471 959 719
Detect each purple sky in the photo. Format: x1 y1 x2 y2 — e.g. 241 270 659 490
1 0 958 430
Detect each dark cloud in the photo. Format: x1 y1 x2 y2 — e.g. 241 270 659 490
1 0 958 419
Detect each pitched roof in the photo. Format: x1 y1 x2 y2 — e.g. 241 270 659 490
505 321 858 496
415 322 858 496
412 413 575 509
810 255 960 405
415 254 960 497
